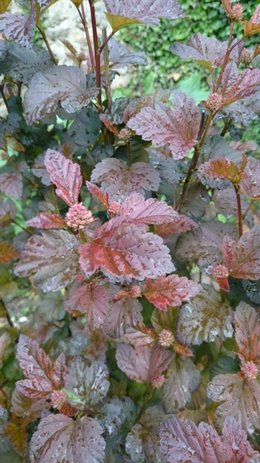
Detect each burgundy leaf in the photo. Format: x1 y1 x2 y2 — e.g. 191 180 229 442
91 158 160 201
144 275 201 311
128 91 201 159
65 357 109 409
171 33 227 71
198 156 247 184
65 282 111 329
154 215 197 237
86 181 110 210
234 302 260 367
160 415 258 463
220 62 260 106
44 150 82 206
26 213 66 229
16 335 66 399
79 223 175 282
104 0 183 27
116 343 172 383
30 414 105 463
108 38 147 67
207 373 260 432
222 227 260 280
119 193 179 225
163 356 201 412
24 65 98 124
14 230 79 292
103 298 143 339
240 158 260 199
0 171 23 199
0 9 35 48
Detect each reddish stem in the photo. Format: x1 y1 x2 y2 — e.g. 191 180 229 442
99 30 116 55
234 184 243 238
78 3 95 71
88 0 102 111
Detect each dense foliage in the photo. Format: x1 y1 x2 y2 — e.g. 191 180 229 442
0 0 260 462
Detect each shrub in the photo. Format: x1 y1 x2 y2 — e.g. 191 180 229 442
0 0 260 462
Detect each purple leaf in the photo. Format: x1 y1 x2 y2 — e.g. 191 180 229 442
103 298 143 338
116 343 172 383
0 9 35 48
0 171 23 199
241 158 260 199
30 414 106 463
91 158 160 202
44 150 82 206
128 91 201 159
26 213 66 229
14 230 79 292
220 62 260 106
234 302 260 368
24 65 98 124
119 193 179 225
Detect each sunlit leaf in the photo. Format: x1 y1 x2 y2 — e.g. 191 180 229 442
144 275 201 311
0 9 35 48
128 91 201 159
177 287 233 345
198 156 247 184
14 230 79 292
0 0 11 14
44 150 82 206
30 414 106 463
24 65 98 124
0 241 18 264
104 0 183 31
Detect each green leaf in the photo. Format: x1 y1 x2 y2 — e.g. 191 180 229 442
105 12 139 32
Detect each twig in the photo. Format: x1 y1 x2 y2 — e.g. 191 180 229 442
88 0 102 111
102 28 112 113
242 200 253 221
0 299 14 328
176 112 213 212
37 25 58 65
77 3 95 71
234 184 243 237
99 30 116 55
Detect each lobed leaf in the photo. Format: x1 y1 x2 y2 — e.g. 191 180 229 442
234 302 260 367
14 230 79 292
240 158 260 199
144 275 201 311
24 65 98 124
128 92 201 159
103 298 143 339
30 414 105 463
79 223 175 282
104 0 183 30
198 156 247 184
116 343 172 383
119 193 179 225
91 158 160 202
44 150 82 206
0 10 35 48
177 287 233 345
222 227 260 280
220 62 260 106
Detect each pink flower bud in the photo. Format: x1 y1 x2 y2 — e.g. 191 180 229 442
152 375 165 389
206 93 223 112
159 329 175 347
65 203 94 231
241 361 258 380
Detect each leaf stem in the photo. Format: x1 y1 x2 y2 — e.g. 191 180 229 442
242 200 253 221
102 28 112 113
234 184 243 238
88 0 102 111
99 30 116 55
176 112 213 212
37 25 58 65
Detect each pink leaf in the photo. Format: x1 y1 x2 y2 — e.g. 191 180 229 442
91 158 160 201
0 171 23 199
44 150 82 206
65 282 111 329
116 343 172 383
128 91 201 159
144 275 201 311
14 230 79 292
0 9 35 48
234 302 260 367
24 65 98 124
79 223 175 282
171 33 228 71
154 215 197 237
26 213 66 229
30 414 105 463
207 373 260 432
220 62 260 106
222 227 260 280
240 158 260 199
16 335 66 399
160 416 258 463
104 0 183 26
